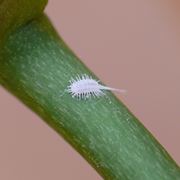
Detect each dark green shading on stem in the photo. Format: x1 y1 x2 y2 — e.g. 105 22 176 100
0 14 180 180
0 0 47 45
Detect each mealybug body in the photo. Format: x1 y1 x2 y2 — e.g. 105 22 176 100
67 74 125 100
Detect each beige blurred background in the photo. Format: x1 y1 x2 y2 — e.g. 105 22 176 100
0 0 180 179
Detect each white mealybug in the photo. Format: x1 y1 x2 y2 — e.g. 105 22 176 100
67 74 126 100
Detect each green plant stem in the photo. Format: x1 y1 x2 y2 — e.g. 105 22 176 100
0 14 179 180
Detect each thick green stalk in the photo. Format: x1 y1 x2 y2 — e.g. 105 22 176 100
0 1 180 180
